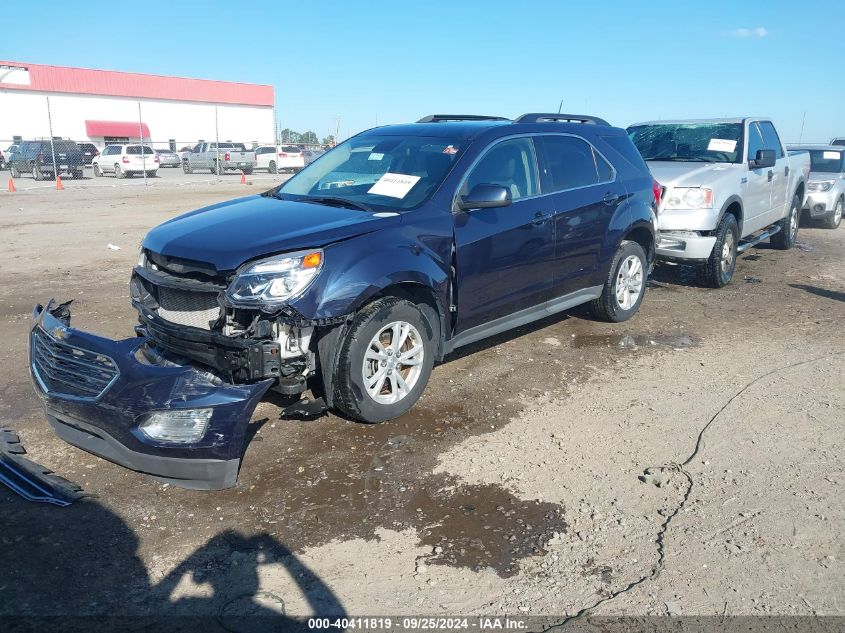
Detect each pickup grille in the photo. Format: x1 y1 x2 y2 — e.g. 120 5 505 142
31 327 118 400
156 286 221 330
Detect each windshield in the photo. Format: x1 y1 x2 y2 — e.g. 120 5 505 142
806 150 843 173
628 123 742 163
277 134 464 211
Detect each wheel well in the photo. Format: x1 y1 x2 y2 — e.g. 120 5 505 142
371 283 446 359
623 226 654 262
723 201 742 232
795 182 805 203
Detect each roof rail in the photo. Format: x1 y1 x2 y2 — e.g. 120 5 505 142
417 114 510 123
514 113 610 126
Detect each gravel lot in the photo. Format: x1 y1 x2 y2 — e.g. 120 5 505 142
1 182 843 626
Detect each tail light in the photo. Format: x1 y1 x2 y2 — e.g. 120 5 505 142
652 180 662 209
278 152 288 158
224 152 231 161
154 156 160 164
122 156 130 164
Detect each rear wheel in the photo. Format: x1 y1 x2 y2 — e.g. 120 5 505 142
590 240 648 322
114 164 124 179
183 161 193 174
93 164 102 177
771 194 800 249
697 213 738 288
31 165 43 181
333 297 436 423
213 161 223 175
243 168 253 175
268 160 276 174
823 198 843 229
72 169 83 180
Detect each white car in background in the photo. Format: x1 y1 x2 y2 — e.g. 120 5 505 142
255 145 305 173
93 144 159 178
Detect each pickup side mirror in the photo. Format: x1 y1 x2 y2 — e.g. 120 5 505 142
459 184 512 210
750 149 776 169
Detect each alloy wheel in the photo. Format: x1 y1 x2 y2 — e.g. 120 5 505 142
615 255 643 311
362 321 425 404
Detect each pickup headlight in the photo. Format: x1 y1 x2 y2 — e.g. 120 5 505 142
664 187 714 210
808 180 834 192
226 249 323 307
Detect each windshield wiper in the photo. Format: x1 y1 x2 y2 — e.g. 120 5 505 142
299 196 374 212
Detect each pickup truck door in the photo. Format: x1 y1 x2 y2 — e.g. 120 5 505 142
191 143 205 168
758 121 789 221
534 134 621 296
743 121 772 234
453 137 556 333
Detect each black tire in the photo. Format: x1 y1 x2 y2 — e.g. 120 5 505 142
114 164 124 179
697 213 739 288
73 170 83 180
823 197 843 230
333 297 436 423
268 160 276 174
771 194 800 249
10 163 20 179
590 240 648 323
183 161 193 174
243 168 253 175
146 171 156 178
93 164 102 177
31 165 42 181
213 161 222 175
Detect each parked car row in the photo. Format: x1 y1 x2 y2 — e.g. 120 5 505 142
28 111 828 490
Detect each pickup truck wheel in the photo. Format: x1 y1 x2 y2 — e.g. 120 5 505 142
10 164 20 178
333 297 435 423
268 160 276 173
697 213 738 288
590 240 647 323
771 195 800 249
31 165 42 181
823 198 843 229
213 161 223 175
183 161 192 174
243 168 253 175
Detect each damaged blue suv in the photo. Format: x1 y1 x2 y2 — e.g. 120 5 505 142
31 113 659 489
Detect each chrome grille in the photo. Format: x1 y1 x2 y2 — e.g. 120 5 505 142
156 286 221 330
31 327 119 400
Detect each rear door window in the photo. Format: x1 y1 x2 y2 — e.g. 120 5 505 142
537 135 602 192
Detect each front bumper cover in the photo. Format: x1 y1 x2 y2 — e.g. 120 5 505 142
29 301 274 490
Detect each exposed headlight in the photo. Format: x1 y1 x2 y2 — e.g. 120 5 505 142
226 249 323 307
808 180 834 192
139 408 212 443
664 187 714 210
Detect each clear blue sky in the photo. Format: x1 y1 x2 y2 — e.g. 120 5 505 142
3 0 843 143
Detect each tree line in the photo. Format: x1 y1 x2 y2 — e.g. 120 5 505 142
280 129 335 146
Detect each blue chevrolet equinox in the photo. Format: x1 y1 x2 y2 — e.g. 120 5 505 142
30 113 659 489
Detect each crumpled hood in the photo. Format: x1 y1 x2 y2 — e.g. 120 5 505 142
647 161 740 189
143 195 400 271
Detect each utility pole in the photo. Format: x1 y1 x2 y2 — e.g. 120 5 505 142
138 101 147 187
334 116 341 145
45 96 57 184
798 111 806 144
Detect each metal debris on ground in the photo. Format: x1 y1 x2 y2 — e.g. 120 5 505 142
0 427 87 506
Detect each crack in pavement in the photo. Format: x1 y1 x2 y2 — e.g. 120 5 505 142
540 351 845 631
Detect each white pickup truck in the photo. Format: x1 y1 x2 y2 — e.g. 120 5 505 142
627 118 810 287
183 141 256 175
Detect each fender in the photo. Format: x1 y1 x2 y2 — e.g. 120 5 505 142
716 194 744 233
596 192 656 281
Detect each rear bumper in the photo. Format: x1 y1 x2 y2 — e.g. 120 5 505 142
656 232 717 261
29 301 274 490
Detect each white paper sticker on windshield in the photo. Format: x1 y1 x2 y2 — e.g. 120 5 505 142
823 151 841 160
368 152 384 161
368 173 421 198
707 138 737 152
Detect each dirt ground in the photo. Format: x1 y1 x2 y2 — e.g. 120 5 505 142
1 182 843 627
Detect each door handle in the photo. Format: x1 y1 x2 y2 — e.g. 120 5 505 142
531 212 552 226
602 192 619 205
767 170 774 182
784 165 790 176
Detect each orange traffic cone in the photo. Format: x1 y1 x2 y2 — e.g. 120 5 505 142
7 177 16 193
55 175 64 191
240 170 246 185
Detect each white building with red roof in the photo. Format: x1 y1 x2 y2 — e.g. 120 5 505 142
0 61 275 150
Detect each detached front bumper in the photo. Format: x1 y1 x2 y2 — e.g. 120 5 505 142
29 301 273 490
656 231 717 261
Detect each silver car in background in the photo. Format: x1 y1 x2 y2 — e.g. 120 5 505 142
788 145 844 229
155 148 181 168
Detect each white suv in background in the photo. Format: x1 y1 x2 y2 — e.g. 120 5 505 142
255 145 305 173
93 144 159 178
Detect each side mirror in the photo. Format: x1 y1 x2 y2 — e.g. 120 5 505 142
459 184 512 210
750 149 776 169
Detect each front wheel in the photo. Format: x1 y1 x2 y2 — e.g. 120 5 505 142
93 164 102 177
590 240 648 323
697 213 739 288
10 164 20 179
183 161 193 174
771 195 800 249
333 297 436 423
823 198 843 229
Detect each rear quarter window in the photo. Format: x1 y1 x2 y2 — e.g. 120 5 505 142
600 134 649 173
